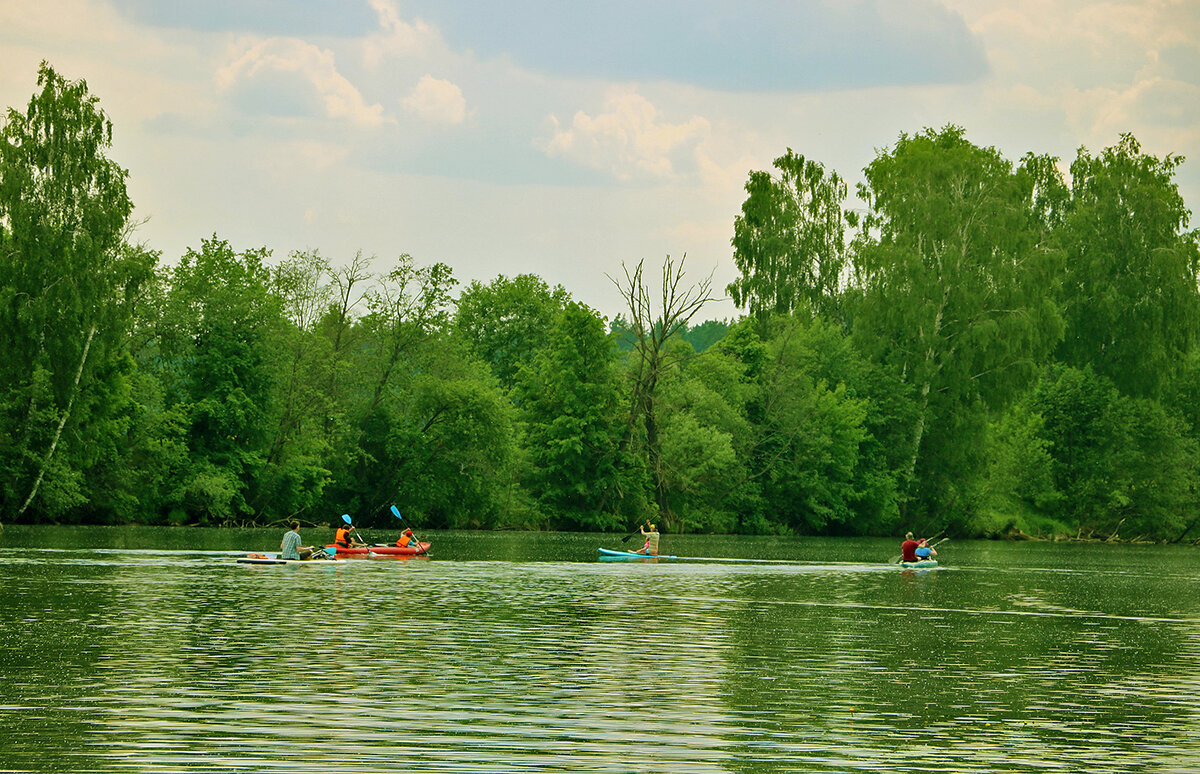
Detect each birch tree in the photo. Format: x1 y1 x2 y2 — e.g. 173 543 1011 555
728 149 849 327
848 126 1063 521
0 63 151 520
1055 134 1200 400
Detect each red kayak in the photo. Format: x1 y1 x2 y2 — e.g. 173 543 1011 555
325 542 430 556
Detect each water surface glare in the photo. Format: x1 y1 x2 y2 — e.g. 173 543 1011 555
0 531 1197 773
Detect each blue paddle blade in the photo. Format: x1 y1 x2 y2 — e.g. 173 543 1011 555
342 513 352 524
390 505 402 520
323 546 336 557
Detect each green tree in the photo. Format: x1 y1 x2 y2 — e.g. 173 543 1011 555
325 254 484 523
728 149 849 325
1165 347 1200 439
1032 365 1198 541
1055 134 1200 399
377 339 520 530
454 273 570 391
358 255 456 423
974 399 1063 537
749 315 899 534
680 318 729 353
254 248 338 519
657 342 753 533
155 237 278 524
848 125 1064 525
0 62 153 521
515 301 631 530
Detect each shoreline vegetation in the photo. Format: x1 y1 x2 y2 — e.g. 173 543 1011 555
1 519 1196 548
3 63 1200 544
1002 529 1199 546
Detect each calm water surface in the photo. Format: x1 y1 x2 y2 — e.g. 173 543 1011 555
0 527 1197 773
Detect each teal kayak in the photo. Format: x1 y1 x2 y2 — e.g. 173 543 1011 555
899 559 938 568
598 547 677 560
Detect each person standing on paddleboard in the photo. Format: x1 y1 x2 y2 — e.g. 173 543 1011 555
638 521 659 555
280 521 314 560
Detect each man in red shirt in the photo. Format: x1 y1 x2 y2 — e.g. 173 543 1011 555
900 532 922 563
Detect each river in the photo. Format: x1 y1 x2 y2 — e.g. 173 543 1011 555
0 527 1196 773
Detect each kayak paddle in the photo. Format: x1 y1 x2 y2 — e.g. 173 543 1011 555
390 505 428 554
342 513 368 545
620 519 651 543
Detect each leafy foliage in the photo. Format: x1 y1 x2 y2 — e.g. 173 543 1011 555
4 63 1199 542
0 63 152 521
515 302 630 530
729 149 849 323
1055 134 1200 399
1031 366 1197 540
454 273 569 391
848 125 1065 525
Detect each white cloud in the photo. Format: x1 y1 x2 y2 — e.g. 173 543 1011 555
402 75 468 124
218 37 388 127
363 0 443 68
1065 77 1200 152
940 0 1200 162
544 90 712 182
3 0 1198 323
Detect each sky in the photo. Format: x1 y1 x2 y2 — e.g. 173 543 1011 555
1 0 1197 321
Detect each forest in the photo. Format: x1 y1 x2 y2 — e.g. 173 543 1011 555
3 63 1199 542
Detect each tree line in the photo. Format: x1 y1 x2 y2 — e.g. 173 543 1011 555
2 63 1198 541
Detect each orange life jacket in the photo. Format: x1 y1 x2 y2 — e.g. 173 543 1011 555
335 527 352 547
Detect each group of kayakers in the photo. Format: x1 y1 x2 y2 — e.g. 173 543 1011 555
279 519 420 560
283 515 938 564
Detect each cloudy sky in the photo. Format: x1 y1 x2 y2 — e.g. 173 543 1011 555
2 0 1197 320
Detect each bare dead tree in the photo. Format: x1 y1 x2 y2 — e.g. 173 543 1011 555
610 254 716 530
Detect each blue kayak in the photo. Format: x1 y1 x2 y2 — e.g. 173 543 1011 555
899 559 938 568
598 547 677 560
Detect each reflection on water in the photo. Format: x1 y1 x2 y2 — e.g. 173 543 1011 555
0 533 1197 773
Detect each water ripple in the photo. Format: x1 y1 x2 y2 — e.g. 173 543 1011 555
0 548 1197 772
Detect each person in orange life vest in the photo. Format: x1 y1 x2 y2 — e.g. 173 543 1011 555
396 528 418 548
900 532 923 563
335 522 365 549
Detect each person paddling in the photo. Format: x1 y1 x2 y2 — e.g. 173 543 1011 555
900 532 922 563
637 521 660 556
280 521 314 560
914 539 937 561
335 520 366 549
396 528 418 548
